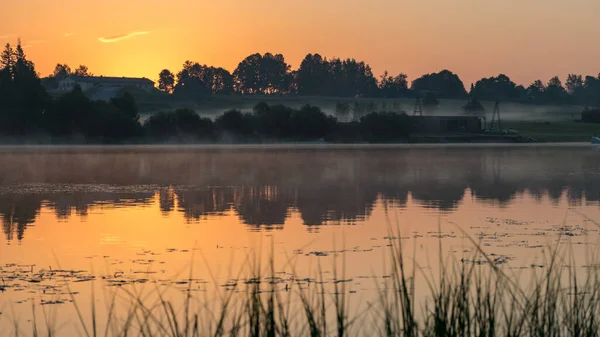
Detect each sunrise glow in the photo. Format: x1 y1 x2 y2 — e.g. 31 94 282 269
2 0 600 85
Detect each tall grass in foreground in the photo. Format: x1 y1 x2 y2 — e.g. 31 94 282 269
6 224 600 337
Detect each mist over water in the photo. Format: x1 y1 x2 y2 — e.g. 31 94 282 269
177 98 583 124
1 145 599 334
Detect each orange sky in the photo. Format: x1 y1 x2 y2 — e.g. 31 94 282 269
1 0 599 86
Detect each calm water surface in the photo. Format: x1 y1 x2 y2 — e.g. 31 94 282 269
1 145 600 333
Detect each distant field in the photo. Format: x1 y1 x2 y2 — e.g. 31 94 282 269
54 85 587 122
502 120 599 142
195 95 584 120
124 92 598 141
134 93 585 120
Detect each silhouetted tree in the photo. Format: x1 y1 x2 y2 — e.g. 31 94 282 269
200 66 234 94
73 65 92 76
40 63 72 90
110 92 138 121
295 54 378 97
44 86 142 143
261 53 292 94
359 111 411 142
232 53 261 94
422 92 440 111
253 102 293 139
526 80 546 103
0 43 15 70
233 53 291 94
582 75 600 106
0 39 47 136
582 107 600 123
43 85 90 137
0 44 16 133
296 53 330 95
290 105 337 140
87 100 143 142
379 71 409 98
565 74 585 104
411 70 467 98
463 98 485 114
545 76 568 104
144 109 213 141
176 62 233 94
566 74 584 95
173 71 211 102
158 69 175 93
515 85 527 101
330 58 378 97
214 109 256 138
52 63 72 81
470 74 521 101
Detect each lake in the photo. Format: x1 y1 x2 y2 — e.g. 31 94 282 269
1 144 600 335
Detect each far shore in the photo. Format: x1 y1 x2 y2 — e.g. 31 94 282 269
0 142 596 153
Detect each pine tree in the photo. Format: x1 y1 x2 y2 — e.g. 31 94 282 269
0 43 14 71
13 39 35 77
3 38 47 135
14 39 25 62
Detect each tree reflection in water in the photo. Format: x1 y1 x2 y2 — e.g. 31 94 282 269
1 146 599 242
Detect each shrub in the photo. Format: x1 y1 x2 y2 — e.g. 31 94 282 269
582 107 600 123
359 111 411 142
144 109 213 141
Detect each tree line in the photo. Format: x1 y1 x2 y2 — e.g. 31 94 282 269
0 41 143 142
0 41 413 143
155 53 600 106
2 38 600 144
35 49 600 107
145 103 412 143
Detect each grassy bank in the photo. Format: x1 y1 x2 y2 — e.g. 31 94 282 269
5 220 600 337
131 93 598 143
132 93 584 117
502 120 600 142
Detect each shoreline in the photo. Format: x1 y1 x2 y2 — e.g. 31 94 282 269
0 142 596 153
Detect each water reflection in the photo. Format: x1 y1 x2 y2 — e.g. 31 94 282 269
1 146 600 242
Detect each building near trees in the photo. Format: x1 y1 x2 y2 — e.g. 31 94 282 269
57 75 154 92
411 116 486 134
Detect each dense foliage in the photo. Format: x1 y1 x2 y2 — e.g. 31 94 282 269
4 37 600 141
463 98 486 114
32 45 600 105
146 103 407 143
0 41 414 143
582 108 600 123
0 40 48 136
152 53 600 106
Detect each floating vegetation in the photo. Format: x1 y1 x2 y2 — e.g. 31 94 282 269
305 251 329 257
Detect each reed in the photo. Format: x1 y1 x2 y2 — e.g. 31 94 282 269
7 222 600 337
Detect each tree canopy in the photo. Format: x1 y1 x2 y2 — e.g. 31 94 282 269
0 40 48 136
470 74 524 101
158 69 175 93
411 70 468 98
232 53 291 94
153 52 600 106
295 54 379 97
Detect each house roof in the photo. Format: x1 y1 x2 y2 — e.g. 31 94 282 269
64 75 154 85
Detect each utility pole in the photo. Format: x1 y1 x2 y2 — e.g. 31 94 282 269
413 96 423 116
490 101 501 130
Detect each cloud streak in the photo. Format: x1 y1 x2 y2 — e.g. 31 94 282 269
64 33 75 38
98 31 148 43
